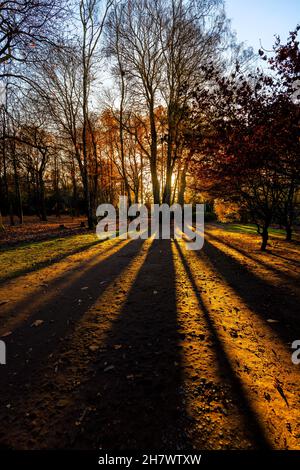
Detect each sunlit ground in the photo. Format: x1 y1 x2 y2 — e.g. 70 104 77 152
0 224 299 449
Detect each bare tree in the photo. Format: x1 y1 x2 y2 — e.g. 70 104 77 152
106 0 164 203
79 0 112 228
106 0 227 204
0 0 66 64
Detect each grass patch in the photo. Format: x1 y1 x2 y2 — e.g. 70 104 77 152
219 223 287 237
0 233 100 283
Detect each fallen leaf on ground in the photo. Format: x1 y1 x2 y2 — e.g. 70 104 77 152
31 320 44 327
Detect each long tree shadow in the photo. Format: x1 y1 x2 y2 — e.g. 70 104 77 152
202 239 300 345
0 238 125 330
206 232 299 282
0 239 145 406
269 251 300 265
71 239 192 450
175 240 271 449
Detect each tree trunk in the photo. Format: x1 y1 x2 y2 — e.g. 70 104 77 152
82 122 93 229
260 225 269 251
12 148 23 224
177 162 188 206
82 51 94 229
284 183 295 242
2 113 9 216
140 153 144 204
71 158 78 216
285 224 292 242
119 68 132 206
162 122 174 205
150 160 160 205
149 102 160 204
163 169 172 205
39 173 47 221
0 209 4 231
54 154 60 218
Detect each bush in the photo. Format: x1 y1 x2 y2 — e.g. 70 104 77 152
214 200 241 223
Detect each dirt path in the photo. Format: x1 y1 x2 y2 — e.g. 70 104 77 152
0 229 299 449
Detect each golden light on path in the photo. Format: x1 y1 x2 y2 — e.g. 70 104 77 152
67 237 155 348
205 230 300 291
171 240 263 449
176 239 300 449
6 237 156 433
0 237 128 335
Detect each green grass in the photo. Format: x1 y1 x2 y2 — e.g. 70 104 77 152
219 223 287 237
0 233 100 283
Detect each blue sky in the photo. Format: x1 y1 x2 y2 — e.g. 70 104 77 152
225 0 300 52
